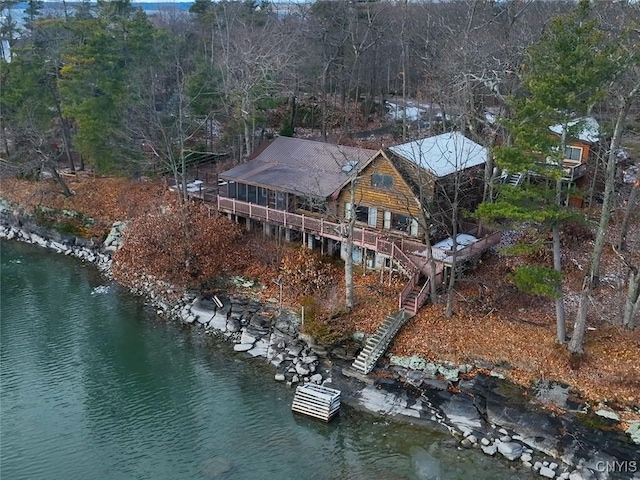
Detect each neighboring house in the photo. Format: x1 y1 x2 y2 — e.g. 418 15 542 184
548 116 601 185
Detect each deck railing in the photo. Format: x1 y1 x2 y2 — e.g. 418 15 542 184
562 162 587 181
217 195 420 277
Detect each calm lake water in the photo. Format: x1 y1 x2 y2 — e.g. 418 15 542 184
0 240 533 480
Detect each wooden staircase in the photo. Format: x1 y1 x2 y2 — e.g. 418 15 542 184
401 276 430 316
502 172 524 187
352 310 412 374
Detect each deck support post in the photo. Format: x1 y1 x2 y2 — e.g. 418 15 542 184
285 228 291 242
245 217 251 231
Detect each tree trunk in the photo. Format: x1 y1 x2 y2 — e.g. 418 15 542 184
344 181 357 309
618 180 639 251
445 188 460 318
44 160 73 197
483 144 496 203
243 120 251 158
622 267 639 329
48 81 76 172
553 223 566 343
3 130 10 157
553 180 566 343
585 143 603 217
428 238 437 304
288 95 296 130
590 97 632 285
321 63 330 142
421 218 437 304
400 0 408 141
345 229 354 309
570 278 590 354
445 231 458 318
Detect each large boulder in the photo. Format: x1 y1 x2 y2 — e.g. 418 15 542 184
248 338 269 357
497 441 524 461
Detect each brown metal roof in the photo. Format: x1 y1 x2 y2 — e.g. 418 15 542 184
220 137 377 198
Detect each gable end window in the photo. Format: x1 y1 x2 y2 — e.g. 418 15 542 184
371 173 394 189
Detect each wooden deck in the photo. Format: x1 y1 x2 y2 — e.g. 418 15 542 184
179 184 501 316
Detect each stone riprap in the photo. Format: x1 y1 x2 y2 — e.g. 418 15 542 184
181 295 325 386
1 223 110 271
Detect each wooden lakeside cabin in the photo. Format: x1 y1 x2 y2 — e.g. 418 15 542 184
184 134 500 319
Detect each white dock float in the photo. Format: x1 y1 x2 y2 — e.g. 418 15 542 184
291 384 341 422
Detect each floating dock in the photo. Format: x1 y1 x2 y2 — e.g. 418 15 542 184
291 384 341 422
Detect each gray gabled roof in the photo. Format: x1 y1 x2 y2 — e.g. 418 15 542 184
549 116 600 144
220 136 377 198
388 131 487 178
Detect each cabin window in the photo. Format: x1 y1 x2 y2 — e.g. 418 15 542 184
247 185 258 203
275 192 287 210
368 207 378 227
355 206 369 224
258 187 267 206
237 183 247 201
371 173 394 189
564 146 582 162
384 211 411 233
350 205 377 227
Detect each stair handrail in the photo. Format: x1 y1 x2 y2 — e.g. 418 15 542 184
390 242 419 276
362 311 408 373
399 271 419 309
413 278 431 313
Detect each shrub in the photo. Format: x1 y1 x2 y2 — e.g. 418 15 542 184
508 265 562 298
280 247 336 297
112 202 244 291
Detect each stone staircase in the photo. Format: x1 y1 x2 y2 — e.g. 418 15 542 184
352 310 412 374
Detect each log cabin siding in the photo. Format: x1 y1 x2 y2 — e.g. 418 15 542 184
336 152 424 237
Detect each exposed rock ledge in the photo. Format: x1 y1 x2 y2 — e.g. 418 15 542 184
1 201 638 480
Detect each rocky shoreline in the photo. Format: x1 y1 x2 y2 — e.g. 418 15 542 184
1 201 638 480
